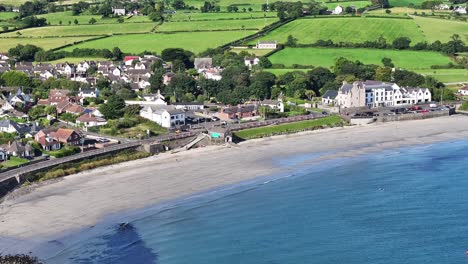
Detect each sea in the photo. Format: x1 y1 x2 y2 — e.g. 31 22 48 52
36 139 468 263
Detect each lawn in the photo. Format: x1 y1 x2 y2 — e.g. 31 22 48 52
2 156 29 168
389 0 429 7
233 115 344 140
252 17 426 45
322 0 371 8
414 69 468 83
60 30 257 54
268 47 452 70
0 36 98 52
412 16 468 42
1 22 156 37
0 12 17 20
184 0 301 10
157 18 278 32
230 47 275 56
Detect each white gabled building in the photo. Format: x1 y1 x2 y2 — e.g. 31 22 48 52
331 5 344 15
331 80 432 108
140 105 185 128
256 41 277 49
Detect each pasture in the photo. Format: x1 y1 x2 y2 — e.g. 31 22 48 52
321 1 371 8
0 12 17 20
34 57 107 64
414 69 468 83
168 11 276 21
1 22 156 37
60 30 257 54
252 17 427 45
37 12 153 25
412 16 468 42
230 47 274 56
389 0 428 7
0 36 97 52
268 47 453 70
158 18 278 31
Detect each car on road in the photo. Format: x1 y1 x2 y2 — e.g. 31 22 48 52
211 116 220 121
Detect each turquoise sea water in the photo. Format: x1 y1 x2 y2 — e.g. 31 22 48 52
41 140 468 263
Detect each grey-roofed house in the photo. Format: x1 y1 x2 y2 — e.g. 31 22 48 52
0 120 29 135
140 105 185 128
194 58 213 73
321 90 338 105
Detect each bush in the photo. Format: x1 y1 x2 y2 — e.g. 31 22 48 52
47 146 80 158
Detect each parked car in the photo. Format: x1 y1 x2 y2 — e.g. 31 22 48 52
211 116 220 121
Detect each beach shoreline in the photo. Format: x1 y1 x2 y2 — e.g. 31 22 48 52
2 115 468 255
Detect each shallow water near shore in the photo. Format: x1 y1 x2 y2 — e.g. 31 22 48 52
28 139 468 263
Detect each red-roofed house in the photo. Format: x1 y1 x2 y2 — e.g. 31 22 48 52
124 56 141 66
76 113 107 128
53 128 82 146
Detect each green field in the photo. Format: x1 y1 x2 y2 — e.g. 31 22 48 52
414 69 468 83
322 1 371 8
230 47 275 56
37 11 120 25
264 68 309 76
169 11 276 21
268 47 453 70
60 30 257 54
413 16 468 42
158 18 277 32
389 0 428 7
34 57 107 64
233 116 344 140
0 12 17 20
0 36 98 52
1 22 156 37
0 0 86 6
252 17 426 45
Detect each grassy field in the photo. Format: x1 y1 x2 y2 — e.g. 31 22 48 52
1 22 156 37
322 1 371 8
0 0 86 6
0 36 98 52
414 69 468 83
268 47 452 69
34 57 107 64
0 12 17 20
169 11 276 21
252 17 426 45
37 11 121 25
233 116 344 140
230 47 274 56
412 16 468 42
389 0 428 7
2 156 29 168
265 69 309 76
60 30 257 54
158 18 277 32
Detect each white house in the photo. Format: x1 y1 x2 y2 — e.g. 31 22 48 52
142 90 167 105
78 88 99 99
194 58 213 73
39 70 54 80
331 5 344 14
76 62 90 74
245 57 260 69
172 102 204 111
458 86 468 96
76 113 108 128
321 90 338 105
202 68 223 81
113 8 126 16
333 80 432 108
256 41 277 49
437 4 450 9
260 99 285 113
140 105 185 128
454 6 467 14
56 63 74 76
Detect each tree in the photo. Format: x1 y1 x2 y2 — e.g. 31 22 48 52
249 71 276 99
304 90 316 100
0 71 31 86
393 69 425 87
258 57 272 68
385 9 391 14
117 17 124 23
8 44 43 61
286 34 298 47
381 57 394 67
99 95 126 119
89 17 97 24
58 20 62 25
307 67 336 95
392 37 411 50
166 73 197 100
172 0 186 9
73 19 78 25
112 47 123 60
98 3 112 17
345 6 355 13
374 66 392 82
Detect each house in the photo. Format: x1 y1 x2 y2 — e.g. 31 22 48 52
8 88 33 106
321 90 338 105
64 104 85 115
0 149 7 161
218 104 257 120
53 128 82 146
0 120 29 134
458 86 468 96
140 105 185 128
78 87 99 100
76 61 90 74
142 90 167 105
0 99 14 111
256 41 277 49
454 6 467 14
194 58 213 72
124 56 141 66
334 81 432 108
2 140 33 158
39 70 54 80
0 53 9 61
172 102 204 111
331 5 343 14
113 7 126 16
437 4 450 9
55 63 75 76
202 67 223 81
36 135 61 151
163 72 175 85
260 99 284 113
76 113 108 128
244 57 260 69
46 89 71 105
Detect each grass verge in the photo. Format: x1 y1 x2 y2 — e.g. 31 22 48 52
233 115 344 141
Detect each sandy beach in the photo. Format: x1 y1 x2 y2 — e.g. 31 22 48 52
2 115 468 252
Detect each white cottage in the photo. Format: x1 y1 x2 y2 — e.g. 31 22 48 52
140 105 185 128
